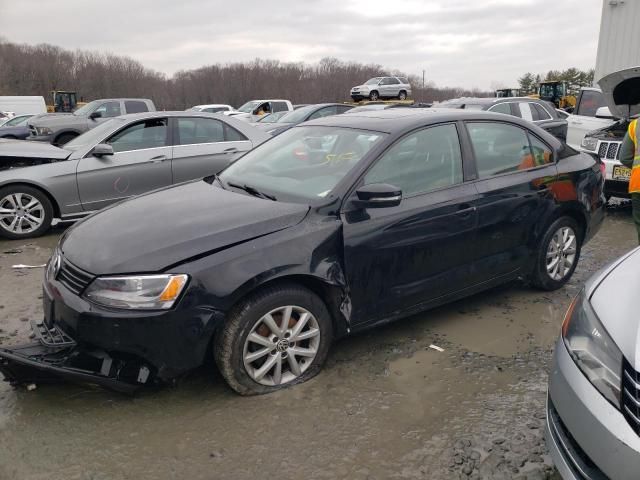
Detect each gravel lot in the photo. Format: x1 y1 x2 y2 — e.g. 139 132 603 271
0 203 636 480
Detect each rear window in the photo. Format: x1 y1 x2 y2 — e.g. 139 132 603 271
531 103 552 121
397 77 409 84
125 101 149 114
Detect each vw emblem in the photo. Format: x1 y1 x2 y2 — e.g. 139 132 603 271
276 339 290 353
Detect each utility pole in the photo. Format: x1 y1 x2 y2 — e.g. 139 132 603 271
422 70 425 89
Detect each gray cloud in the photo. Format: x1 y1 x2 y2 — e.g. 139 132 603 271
0 0 601 89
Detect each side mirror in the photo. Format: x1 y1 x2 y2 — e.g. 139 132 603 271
89 111 103 120
595 106 613 119
354 183 402 209
92 143 114 157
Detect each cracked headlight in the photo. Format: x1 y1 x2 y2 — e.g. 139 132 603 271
581 136 598 152
562 288 622 408
84 274 188 310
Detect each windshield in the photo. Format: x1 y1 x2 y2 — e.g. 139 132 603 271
365 78 382 85
237 101 262 113
220 126 386 203
73 100 101 116
275 105 317 124
63 118 125 151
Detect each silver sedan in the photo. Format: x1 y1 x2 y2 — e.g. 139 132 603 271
546 247 640 479
0 111 270 239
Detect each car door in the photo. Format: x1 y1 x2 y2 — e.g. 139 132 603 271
341 123 481 325
566 90 612 148
464 121 558 282
171 116 252 183
76 117 172 211
386 77 401 97
377 77 393 97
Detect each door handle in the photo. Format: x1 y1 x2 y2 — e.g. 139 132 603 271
456 204 477 217
222 147 239 154
150 155 167 163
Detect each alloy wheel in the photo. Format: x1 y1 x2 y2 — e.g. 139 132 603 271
0 193 45 234
243 305 321 386
546 226 577 281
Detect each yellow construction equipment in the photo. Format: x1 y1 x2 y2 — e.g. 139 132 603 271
46 91 87 113
532 81 576 110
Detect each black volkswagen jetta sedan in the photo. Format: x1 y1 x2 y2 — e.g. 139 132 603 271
0 109 605 395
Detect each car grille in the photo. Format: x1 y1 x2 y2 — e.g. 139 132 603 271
621 359 640 435
29 125 37 137
56 257 94 295
597 141 621 160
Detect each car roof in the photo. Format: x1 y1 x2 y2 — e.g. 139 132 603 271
114 111 240 122
192 104 232 108
301 108 536 134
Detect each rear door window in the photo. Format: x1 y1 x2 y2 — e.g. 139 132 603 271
530 103 552 121
124 101 149 114
176 117 225 145
308 106 338 120
224 124 248 142
467 122 538 178
488 103 512 115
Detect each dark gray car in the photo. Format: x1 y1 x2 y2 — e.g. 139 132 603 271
439 97 568 141
253 103 354 136
28 98 156 146
546 247 640 479
0 111 270 239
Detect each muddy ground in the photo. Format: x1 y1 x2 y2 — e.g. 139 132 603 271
0 203 636 480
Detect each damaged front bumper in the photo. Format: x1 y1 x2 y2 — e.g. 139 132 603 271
0 320 150 394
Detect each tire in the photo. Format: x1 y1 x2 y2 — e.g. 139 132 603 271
529 216 582 291
0 185 54 239
369 90 379 101
54 133 77 146
398 90 407 100
1 135 17 139
214 283 333 395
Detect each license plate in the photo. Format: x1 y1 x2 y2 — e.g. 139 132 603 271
613 165 631 181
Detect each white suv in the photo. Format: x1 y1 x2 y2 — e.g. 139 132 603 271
350 77 412 101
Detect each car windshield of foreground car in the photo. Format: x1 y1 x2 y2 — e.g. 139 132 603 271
72 100 102 116
365 78 382 85
220 125 386 203
62 118 125 151
237 101 262 113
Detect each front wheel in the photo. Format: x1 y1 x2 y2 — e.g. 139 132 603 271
0 185 54 239
214 284 333 395
54 133 78 146
369 90 379 101
530 216 582 290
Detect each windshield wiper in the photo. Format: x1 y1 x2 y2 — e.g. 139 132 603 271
227 182 277 201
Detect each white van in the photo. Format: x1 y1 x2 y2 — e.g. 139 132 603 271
0 96 47 116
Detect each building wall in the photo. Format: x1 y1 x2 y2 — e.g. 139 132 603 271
594 0 640 85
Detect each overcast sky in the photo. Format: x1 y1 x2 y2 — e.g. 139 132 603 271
0 0 603 89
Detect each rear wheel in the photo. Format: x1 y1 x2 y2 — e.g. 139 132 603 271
369 90 379 101
0 185 53 239
54 133 77 146
398 90 407 100
214 283 333 395
530 216 581 290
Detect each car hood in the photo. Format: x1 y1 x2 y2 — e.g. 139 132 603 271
0 139 71 160
61 180 310 275
590 247 640 370
598 66 640 120
29 113 81 127
352 84 371 90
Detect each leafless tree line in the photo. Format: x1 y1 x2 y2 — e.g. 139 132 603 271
0 39 491 109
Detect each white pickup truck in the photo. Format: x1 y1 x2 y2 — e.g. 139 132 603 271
228 99 294 122
569 67 640 199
